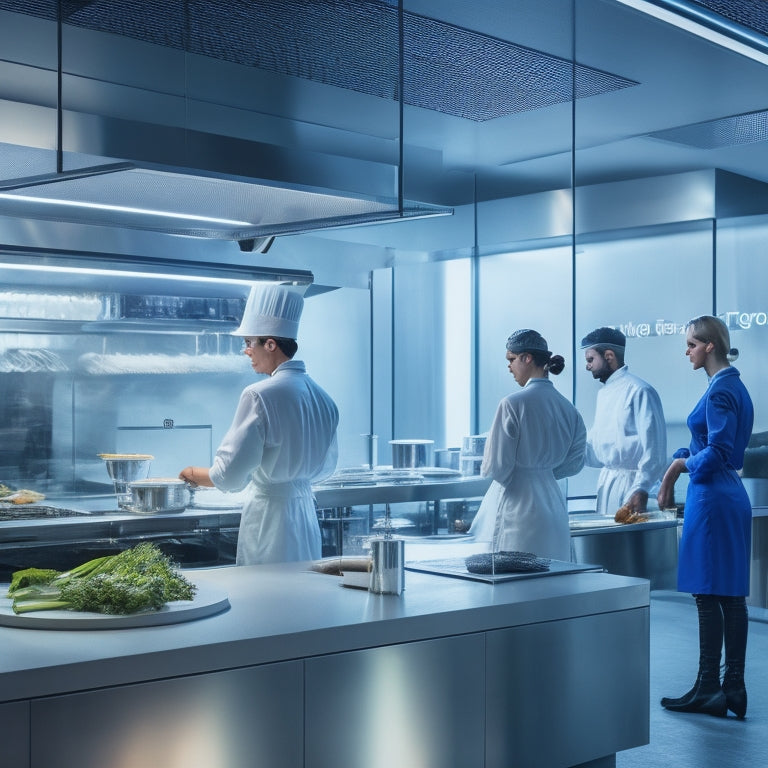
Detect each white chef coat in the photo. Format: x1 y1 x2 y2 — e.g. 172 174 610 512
469 378 586 561
209 360 339 565
585 365 666 516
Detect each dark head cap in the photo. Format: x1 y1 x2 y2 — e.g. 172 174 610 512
506 329 550 355
580 326 626 350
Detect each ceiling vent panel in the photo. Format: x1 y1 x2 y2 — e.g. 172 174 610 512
648 108 768 149
0 0 638 122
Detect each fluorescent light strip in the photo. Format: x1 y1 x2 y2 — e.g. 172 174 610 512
0 192 252 227
614 0 768 67
0 262 265 286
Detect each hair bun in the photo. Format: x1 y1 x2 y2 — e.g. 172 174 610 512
727 347 739 362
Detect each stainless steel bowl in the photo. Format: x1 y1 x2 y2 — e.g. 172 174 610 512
128 478 191 514
99 453 154 509
99 454 154 482
389 439 434 468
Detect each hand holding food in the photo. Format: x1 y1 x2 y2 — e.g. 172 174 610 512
614 504 649 524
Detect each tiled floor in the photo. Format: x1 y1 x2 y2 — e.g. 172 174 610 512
617 592 768 768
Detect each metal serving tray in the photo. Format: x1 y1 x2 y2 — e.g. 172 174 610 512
405 557 605 584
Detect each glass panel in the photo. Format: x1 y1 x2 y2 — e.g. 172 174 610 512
573 0 768 512
478 246 574 432
0 0 58 179
398 0 576 454
716 215 768 504
571 222 713 504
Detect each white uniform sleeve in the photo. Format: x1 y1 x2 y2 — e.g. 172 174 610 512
209 388 267 492
481 399 519 487
554 412 587 480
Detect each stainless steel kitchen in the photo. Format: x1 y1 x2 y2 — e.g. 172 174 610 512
1 1 768 767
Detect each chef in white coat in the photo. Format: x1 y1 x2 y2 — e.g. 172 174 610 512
179 284 339 565
469 329 586 561
581 326 667 517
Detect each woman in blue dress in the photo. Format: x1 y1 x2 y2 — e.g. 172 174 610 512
657 315 754 719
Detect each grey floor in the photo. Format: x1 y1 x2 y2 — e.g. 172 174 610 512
617 592 768 768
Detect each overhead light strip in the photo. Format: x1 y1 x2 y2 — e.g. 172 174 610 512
0 260 272 286
0 193 252 227
615 0 768 66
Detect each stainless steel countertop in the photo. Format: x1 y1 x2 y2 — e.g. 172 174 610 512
313 475 492 507
0 560 649 703
0 478 493 543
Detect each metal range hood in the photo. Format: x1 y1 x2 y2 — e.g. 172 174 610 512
0 159 452 243
0 1 456 246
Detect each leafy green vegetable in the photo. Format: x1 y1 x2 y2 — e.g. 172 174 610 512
7 567 61 595
8 543 196 615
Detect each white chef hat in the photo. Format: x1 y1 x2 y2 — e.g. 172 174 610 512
232 284 304 339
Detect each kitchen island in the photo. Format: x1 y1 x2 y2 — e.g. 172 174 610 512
0 560 649 768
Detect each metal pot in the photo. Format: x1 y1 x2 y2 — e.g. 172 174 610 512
128 478 191 514
389 439 434 468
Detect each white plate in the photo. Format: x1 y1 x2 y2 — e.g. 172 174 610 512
0 576 229 630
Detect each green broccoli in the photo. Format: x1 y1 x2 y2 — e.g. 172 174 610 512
9 543 196 615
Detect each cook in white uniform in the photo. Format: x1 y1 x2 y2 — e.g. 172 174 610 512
179 284 339 565
581 326 667 517
469 329 586 561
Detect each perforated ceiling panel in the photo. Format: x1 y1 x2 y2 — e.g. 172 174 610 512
649 109 768 149
0 0 638 122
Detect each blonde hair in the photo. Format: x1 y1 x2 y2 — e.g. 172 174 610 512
686 315 738 362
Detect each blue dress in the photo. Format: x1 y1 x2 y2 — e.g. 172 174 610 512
676 367 754 596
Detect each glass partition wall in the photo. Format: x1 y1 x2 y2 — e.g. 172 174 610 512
571 0 768 509
383 0 768 513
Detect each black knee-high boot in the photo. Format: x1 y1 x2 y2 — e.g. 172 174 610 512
661 594 727 717
721 596 748 719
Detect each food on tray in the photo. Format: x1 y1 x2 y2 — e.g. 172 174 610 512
465 551 550 574
5 490 46 504
0 483 45 504
614 505 649 524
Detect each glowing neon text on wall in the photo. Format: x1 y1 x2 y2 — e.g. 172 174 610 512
611 311 764 339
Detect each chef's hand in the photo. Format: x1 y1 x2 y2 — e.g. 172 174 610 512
625 490 649 515
179 466 214 488
657 458 686 509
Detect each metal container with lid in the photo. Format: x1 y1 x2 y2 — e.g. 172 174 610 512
128 478 191 514
389 439 434 468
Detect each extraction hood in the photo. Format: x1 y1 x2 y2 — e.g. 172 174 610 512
0 159 452 243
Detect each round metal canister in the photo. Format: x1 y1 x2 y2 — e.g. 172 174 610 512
369 538 405 595
389 439 434 468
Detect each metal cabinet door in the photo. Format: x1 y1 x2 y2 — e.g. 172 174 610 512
31 661 303 768
304 633 486 768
